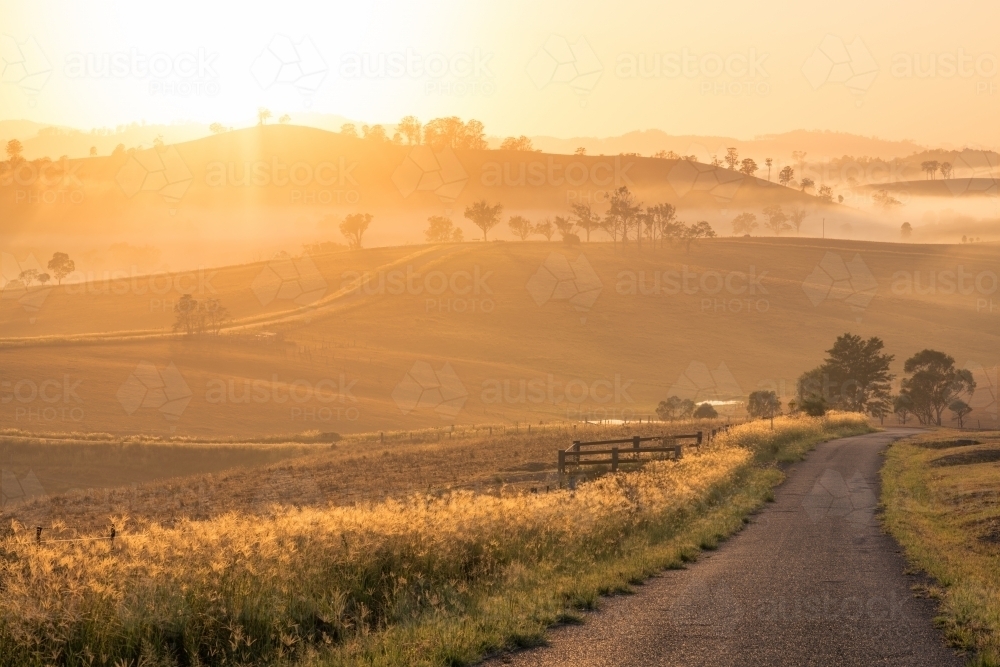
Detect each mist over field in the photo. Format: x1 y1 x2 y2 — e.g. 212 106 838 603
2 2 1000 666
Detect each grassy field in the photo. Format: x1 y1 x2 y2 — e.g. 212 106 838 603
0 413 870 667
881 430 1000 666
2 239 998 437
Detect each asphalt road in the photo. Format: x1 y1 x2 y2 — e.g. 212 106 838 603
491 428 962 667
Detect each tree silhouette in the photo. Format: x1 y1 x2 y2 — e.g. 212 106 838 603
569 202 601 242
679 221 716 253
5 139 23 163
762 205 790 235
724 147 739 170
605 186 642 249
340 213 373 249
500 136 534 151
900 222 913 239
425 215 463 243
644 202 678 248
764 157 773 181
464 199 503 240
920 160 940 180
47 252 75 285
800 177 815 192
788 208 807 234
873 189 902 209
739 158 757 176
507 215 533 241
778 166 794 187
340 123 358 138
257 108 272 125
940 162 953 179
397 116 422 145
731 212 758 236
949 399 972 428
901 349 975 425
424 117 487 150
533 219 555 241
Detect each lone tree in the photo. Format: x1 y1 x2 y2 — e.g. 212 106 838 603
257 107 272 125
778 165 794 186
764 157 773 181
797 333 894 416
739 158 758 176
731 212 758 236
900 222 912 239
900 349 975 425
46 252 75 285
5 139 23 163
464 199 503 240
724 147 739 170
425 215 463 243
173 294 202 336
656 396 695 421
748 390 782 427
507 215 532 241
762 205 790 235
693 402 718 419
788 208 807 234
949 399 972 428
569 202 602 242
340 213 373 249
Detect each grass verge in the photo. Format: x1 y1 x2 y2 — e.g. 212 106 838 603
881 430 1000 667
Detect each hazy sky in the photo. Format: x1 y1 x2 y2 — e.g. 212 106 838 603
2 0 999 147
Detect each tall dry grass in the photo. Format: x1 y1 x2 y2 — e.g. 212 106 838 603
0 413 870 666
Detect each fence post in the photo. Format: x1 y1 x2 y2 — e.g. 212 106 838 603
633 435 640 460
696 431 703 446
558 449 566 475
35 526 42 544
611 447 619 472
110 526 116 548
675 444 683 459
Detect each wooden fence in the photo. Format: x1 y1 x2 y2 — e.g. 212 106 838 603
557 424 736 475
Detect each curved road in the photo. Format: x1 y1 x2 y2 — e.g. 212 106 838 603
492 428 962 667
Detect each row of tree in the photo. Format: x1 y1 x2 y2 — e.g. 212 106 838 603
731 206 808 236
793 333 976 426
4 252 76 288
656 396 718 420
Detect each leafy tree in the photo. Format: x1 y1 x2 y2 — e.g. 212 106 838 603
762 205 790 235
5 139 23 163
764 157 773 181
900 222 913 239
574 147 586 156
739 158 758 176
500 136 534 151
423 117 487 150
209 123 226 134
47 252 75 285
731 212 758 236
339 213 373 249
900 350 976 425
817 185 833 202
340 123 358 138
872 189 902 209
892 394 912 424
693 402 718 419
89 146 97 157
112 143 126 156
800 177 815 192
507 215 533 241
799 333 894 415
788 207 807 234
644 202 679 249
425 215 463 243
748 390 782 425
604 186 642 249
464 199 503 240
533 219 555 241
257 107 272 125
724 147 739 170
201 298 230 335
278 114 291 124
920 160 940 179
656 396 695 420
949 399 972 428
397 116 422 145
940 162 953 179
569 202 601 242
553 216 576 242
778 166 794 187
679 221 716 253
173 294 202 336
362 124 388 142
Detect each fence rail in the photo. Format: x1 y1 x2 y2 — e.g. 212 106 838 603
557 424 736 475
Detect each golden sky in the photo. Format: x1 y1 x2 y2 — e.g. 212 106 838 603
2 0 999 148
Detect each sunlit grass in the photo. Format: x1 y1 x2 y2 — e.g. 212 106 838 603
0 413 870 666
